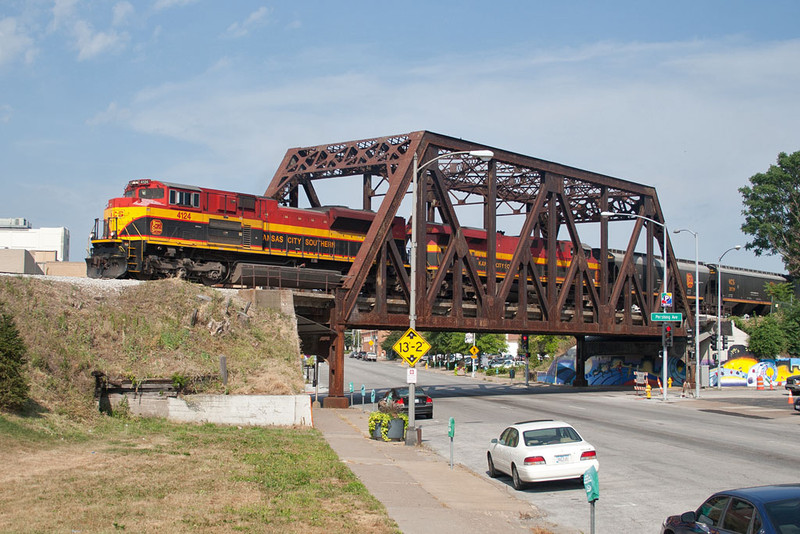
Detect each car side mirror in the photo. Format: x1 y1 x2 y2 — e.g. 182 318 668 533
680 511 697 523
490 438 498 444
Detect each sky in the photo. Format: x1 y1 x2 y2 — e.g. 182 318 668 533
1 1 799 272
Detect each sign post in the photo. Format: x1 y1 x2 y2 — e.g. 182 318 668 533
448 417 455 469
583 465 599 534
469 344 479 378
392 328 431 445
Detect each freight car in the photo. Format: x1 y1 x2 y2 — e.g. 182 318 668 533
598 249 788 318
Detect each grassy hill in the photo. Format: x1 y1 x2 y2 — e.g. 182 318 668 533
0 275 400 533
0 275 304 419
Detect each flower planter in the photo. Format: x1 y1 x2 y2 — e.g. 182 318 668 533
385 418 405 441
368 412 408 441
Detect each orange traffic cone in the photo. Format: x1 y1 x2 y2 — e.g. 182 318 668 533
790 393 794 405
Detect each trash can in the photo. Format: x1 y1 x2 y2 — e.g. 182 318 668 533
508 368 516 379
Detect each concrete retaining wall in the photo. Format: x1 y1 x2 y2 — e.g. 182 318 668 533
108 393 313 426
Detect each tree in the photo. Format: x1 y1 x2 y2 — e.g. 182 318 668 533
476 333 507 355
0 308 29 411
746 315 786 359
739 150 800 277
380 330 403 359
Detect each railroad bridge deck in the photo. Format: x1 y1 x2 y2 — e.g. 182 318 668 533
265 131 694 406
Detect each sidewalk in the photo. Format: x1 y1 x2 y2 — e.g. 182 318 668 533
313 407 556 534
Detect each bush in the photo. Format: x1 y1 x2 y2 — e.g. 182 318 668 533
0 308 29 410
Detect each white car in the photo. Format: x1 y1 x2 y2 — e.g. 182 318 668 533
486 420 599 490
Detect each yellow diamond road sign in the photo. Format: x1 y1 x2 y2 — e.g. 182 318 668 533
392 328 431 367
469 345 480 357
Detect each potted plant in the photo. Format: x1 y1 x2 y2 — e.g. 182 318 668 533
368 399 408 441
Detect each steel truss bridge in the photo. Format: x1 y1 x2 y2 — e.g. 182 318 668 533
265 131 693 407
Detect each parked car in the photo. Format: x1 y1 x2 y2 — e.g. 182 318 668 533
794 396 800 413
785 374 800 396
379 387 433 419
486 420 598 490
661 484 800 534
364 352 377 362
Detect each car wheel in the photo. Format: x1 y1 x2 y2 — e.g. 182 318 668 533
487 453 498 478
511 465 525 490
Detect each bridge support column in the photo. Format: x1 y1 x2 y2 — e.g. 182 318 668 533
573 336 588 387
323 319 349 409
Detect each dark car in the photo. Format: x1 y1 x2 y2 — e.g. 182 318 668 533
661 484 800 534
786 374 800 396
795 396 800 413
380 387 433 419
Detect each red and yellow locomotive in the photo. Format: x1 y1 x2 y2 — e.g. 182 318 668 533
86 179 406 286
87 179 599 292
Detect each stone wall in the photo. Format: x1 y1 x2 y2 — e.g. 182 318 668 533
105 392 313 427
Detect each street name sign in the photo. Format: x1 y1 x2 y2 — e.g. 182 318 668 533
651 312 683 322
392 328 431 367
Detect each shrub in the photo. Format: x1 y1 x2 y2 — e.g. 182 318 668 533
0 308 29 410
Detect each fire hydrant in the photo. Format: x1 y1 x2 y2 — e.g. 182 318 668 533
646 383 652 399
668 377 673 388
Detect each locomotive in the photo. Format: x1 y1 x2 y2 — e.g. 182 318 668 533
86 179 406 287
86 179 598 292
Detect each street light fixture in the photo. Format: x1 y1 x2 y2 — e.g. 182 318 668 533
715 245 742 390
601 211 670 401
406 149 494 445
673 228 700 398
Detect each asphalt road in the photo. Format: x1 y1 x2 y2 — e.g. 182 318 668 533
326 357 800 533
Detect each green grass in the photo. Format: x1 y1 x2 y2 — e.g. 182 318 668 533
0 413 399 533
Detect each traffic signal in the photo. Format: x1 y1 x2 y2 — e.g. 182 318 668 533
520 334 529 352
711 334 718 348
722 335 729 349
662 324 673 347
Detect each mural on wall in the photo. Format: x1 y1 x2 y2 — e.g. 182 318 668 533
539 347 800 388
538 353 685 387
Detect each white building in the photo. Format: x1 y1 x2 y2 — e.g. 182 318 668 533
0 218 70 262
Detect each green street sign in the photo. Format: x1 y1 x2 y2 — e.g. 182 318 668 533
651 312 683 322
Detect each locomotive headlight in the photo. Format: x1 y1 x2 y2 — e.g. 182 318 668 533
111 231 117 239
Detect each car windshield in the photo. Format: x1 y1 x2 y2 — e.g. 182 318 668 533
764 497 800 530
522 426 582 446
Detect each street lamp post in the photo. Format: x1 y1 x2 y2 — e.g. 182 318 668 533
715 245 742 390
601 211 669 401
673 228 700 398
407 149 493 445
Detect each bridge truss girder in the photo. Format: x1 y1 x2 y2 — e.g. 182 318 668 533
265 131 693 403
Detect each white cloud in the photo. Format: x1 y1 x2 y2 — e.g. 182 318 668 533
112 2 135 27
73 20 128 60
224 6 271 38
153 0 198 12
50 0 79 32
0 17 36 66
87 101 131 125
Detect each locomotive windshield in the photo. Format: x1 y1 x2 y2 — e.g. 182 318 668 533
124 180 165 200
